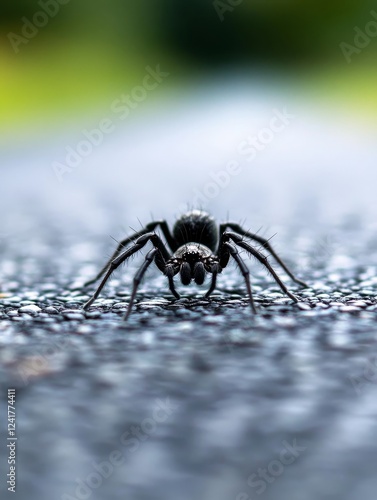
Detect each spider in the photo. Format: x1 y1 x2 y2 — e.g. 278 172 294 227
82 209 307 320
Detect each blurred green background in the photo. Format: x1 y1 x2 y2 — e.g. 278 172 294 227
1 0 377 132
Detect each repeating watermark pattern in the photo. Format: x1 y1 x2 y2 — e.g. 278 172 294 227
340 10 377 63
213 0 244 22
60 398 177 500
235 439 307 499
51 65 169 182
349 356 377 395
179 107 295 213
7 0 71 53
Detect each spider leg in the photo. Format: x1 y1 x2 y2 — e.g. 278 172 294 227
204 263 221 299
223 242 256 313
224 232 299 303
168 276 180 299
155 221 178 252
83 232 165 310
123 248 158 321
160 260 180 300
83 220 176 287
219 223 308 288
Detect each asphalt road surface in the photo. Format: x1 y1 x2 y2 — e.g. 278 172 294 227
1 84 377 500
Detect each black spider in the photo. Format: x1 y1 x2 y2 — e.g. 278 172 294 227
82 210 307 320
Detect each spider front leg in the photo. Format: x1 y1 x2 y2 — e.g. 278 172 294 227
165 269 181 299
223 231 299 303
124 246 181 320
123 248 158 320
219 242 257 313
155 253 180 300
204 263 221 299
83 220 176 287
83 232 168 311
219 223 308 288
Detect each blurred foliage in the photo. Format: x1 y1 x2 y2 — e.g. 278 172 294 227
2 0 376 63
1 0 377 128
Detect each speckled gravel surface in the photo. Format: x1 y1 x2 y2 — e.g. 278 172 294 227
1 217 377 500
2 91 377 500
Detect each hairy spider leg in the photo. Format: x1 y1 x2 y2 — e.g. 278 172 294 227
204 263 221 299
83 221 176 287
219 223 308 288
222 232 298 303
123 248 158 320
83 232 170 311
222 242 256 313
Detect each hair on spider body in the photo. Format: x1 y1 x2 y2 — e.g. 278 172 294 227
172 209 218 251
81 209 308 320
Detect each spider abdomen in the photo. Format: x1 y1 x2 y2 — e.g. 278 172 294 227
173 210 218 251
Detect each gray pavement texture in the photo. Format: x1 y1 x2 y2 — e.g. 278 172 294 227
1 86 377 500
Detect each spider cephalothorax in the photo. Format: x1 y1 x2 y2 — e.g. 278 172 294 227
167 243 219 286
81 209 307 320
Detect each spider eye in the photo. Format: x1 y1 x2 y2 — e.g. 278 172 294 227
180 262 191 285
193 262 205 285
